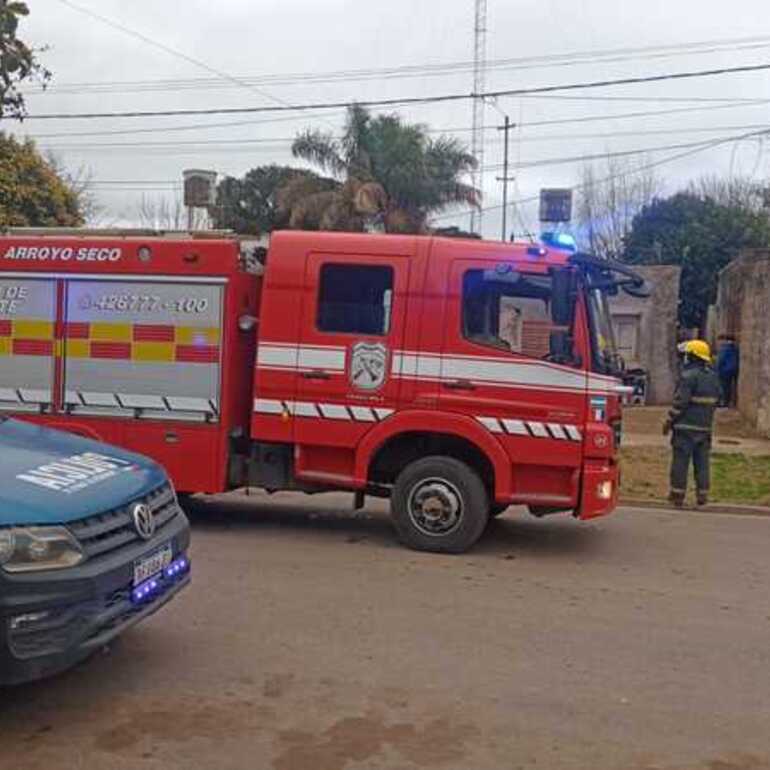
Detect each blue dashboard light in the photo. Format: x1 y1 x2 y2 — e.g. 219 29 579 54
541 231 577 252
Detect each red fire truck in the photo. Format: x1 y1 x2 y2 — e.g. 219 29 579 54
0 229 648 553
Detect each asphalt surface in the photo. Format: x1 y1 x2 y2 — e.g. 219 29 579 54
2 493 770 770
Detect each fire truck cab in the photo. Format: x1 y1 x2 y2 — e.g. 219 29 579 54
0 229 648 553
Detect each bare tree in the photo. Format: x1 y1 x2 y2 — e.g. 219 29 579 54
45 151 102 224
136 195 209 230
576 155 662 260
688 174 770 212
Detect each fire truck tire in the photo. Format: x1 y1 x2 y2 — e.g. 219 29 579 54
391 456 489 554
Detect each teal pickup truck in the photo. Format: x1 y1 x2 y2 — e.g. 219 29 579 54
0 417 190 685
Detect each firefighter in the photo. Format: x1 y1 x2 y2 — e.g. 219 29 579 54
664 339 721 507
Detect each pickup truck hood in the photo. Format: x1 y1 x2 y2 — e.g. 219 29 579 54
0 418 167 526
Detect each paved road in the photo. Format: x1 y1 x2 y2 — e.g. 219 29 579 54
2 493 770 770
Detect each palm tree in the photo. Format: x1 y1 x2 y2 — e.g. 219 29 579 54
284 105 480 234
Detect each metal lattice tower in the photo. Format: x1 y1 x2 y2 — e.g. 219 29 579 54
470 0 488 235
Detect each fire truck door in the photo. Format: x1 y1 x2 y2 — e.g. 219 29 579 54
294 253 409 451
0 277 57 413
440 259 586 472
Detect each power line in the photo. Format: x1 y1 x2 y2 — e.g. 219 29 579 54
39 121 770 153
53 0 288 109
485 134 770 172
431 126 770 222
12 61 770 121
53 0 338 131
32 34 770 95
18 97 770 142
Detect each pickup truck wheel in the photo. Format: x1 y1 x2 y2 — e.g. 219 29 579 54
391 456 489 554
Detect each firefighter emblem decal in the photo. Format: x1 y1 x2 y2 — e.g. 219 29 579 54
350 342 388 391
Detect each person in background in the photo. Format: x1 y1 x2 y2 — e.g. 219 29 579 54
717 335 740 408
664 340 721 508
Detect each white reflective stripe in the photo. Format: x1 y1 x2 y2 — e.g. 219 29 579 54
165 396 216 413
477 416 503 433
547 423 568 440
565 425 583 442
257 346 298 369
291 401 320 418
297 347 346 371
319 404 351 420
350 406 377 422
374 408 394 420
80 391 119 407
502 419 528 435
254 398 284 415
527 422 549 438
118 394 167 410
18 388 50 404
257 343 346 372
0 387 20 403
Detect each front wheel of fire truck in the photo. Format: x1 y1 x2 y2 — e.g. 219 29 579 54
391 456 489 554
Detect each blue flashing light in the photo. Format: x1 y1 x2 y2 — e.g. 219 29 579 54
541 231 577 252
131 556 190 604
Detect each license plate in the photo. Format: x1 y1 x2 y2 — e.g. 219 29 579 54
133 545 172 586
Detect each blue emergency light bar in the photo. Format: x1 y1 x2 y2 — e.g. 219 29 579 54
541 231 577 252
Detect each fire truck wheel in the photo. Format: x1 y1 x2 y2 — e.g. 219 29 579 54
391 456 489 554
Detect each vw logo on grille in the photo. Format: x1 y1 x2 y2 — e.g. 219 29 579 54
132 503 156 540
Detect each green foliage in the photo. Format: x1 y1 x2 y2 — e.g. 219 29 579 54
213 165 339 235
0 1 49 119
0 133 83 226
624 192 770 328
290 104 479 233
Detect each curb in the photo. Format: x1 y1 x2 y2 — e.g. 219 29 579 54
620 497 770 517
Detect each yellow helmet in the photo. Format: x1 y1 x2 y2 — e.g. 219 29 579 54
682 339 712 363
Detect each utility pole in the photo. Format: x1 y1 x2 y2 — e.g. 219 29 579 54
496 115 514 241
470 0 488 236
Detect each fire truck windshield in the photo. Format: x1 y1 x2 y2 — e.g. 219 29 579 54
588 287 622 376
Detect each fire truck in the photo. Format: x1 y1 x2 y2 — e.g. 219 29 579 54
0 229 648 553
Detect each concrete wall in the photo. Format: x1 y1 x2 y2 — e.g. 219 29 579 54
609 265 681 405
715 251 770 437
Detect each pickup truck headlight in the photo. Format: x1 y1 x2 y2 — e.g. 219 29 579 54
0 527 85 573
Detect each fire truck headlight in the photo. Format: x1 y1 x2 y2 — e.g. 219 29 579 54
238 314 258 332
597 481 614 501
0 527 85 573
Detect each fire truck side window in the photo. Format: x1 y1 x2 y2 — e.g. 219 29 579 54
317 264 394 336
462 269 555 359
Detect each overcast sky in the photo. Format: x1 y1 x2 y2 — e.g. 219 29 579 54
8 0 770 238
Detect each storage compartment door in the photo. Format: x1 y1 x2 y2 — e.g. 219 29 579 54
63 279 224 422
0 278 57 412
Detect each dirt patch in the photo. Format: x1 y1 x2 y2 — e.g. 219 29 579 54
273 713 478 770
93 696 271 754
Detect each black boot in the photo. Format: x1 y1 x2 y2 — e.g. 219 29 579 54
669 491 685 509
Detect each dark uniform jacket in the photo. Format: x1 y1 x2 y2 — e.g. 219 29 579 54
669 362 721 433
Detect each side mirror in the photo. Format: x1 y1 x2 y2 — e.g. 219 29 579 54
550 268 577 326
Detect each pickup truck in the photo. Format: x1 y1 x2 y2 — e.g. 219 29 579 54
0 417 191 685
